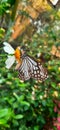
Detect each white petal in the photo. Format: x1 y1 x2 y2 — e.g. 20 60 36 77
3 42 15 54
5 56 15 69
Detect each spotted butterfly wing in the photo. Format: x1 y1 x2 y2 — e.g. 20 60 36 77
17 53 48 81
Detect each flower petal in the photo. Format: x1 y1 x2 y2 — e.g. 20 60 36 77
3 42 15 54
5 56 15 69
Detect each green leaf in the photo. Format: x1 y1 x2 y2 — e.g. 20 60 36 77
14 114 23 119
0 108 9 118
34 126 39 130
42 100 47 106
51 82 56 88
21 101 30 107
0 119 9 127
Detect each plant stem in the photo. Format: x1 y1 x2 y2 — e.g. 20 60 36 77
11 0 20 21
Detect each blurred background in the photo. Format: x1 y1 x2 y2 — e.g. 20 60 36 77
0 0 60 129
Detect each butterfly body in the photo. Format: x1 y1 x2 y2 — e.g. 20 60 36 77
17 52 48 81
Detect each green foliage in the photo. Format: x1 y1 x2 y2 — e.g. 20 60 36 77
0 1 60 130
0 0 15 15
0 1 10 15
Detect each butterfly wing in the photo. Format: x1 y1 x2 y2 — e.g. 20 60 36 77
31 62 48 81
27 56 48 81
18 55 48 81
18 57 32 81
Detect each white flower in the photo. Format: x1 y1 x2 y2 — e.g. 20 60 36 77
3 42 15 54
3 42 20 69
5 55 15 69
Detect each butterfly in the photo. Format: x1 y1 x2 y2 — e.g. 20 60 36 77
17 49 48 81
3 42 48 82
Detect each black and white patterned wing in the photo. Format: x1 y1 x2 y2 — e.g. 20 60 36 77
18 55 48 81
18 58 32 81
31 62 48 81
27 56 48 81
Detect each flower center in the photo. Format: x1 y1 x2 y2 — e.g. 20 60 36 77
14 48 20 61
